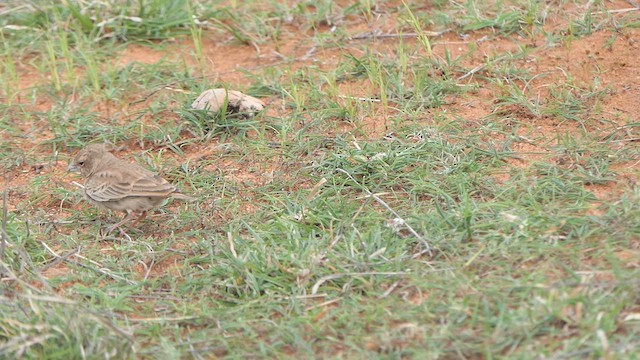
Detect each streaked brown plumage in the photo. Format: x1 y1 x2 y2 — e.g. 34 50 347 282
68 144 193 233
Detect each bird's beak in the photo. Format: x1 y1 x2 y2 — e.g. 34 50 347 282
67 163 79 172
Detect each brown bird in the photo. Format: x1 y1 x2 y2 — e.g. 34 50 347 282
68 144 193 234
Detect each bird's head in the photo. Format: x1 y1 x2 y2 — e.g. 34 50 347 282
68 144 111 177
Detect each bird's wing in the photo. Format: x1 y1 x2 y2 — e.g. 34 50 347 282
85 163 176 202
127 165 178 197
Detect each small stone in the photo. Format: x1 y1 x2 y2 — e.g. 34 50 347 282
191 88 265 117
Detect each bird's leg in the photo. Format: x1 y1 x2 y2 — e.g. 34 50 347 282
105 211 137 234
128 211 148 229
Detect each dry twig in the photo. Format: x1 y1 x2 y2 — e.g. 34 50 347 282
311 271 407 295
335 168 432 255
41 242 137 285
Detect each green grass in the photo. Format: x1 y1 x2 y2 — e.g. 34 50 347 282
1 0 639 358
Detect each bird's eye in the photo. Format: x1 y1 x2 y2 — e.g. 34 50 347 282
78 161 85 166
